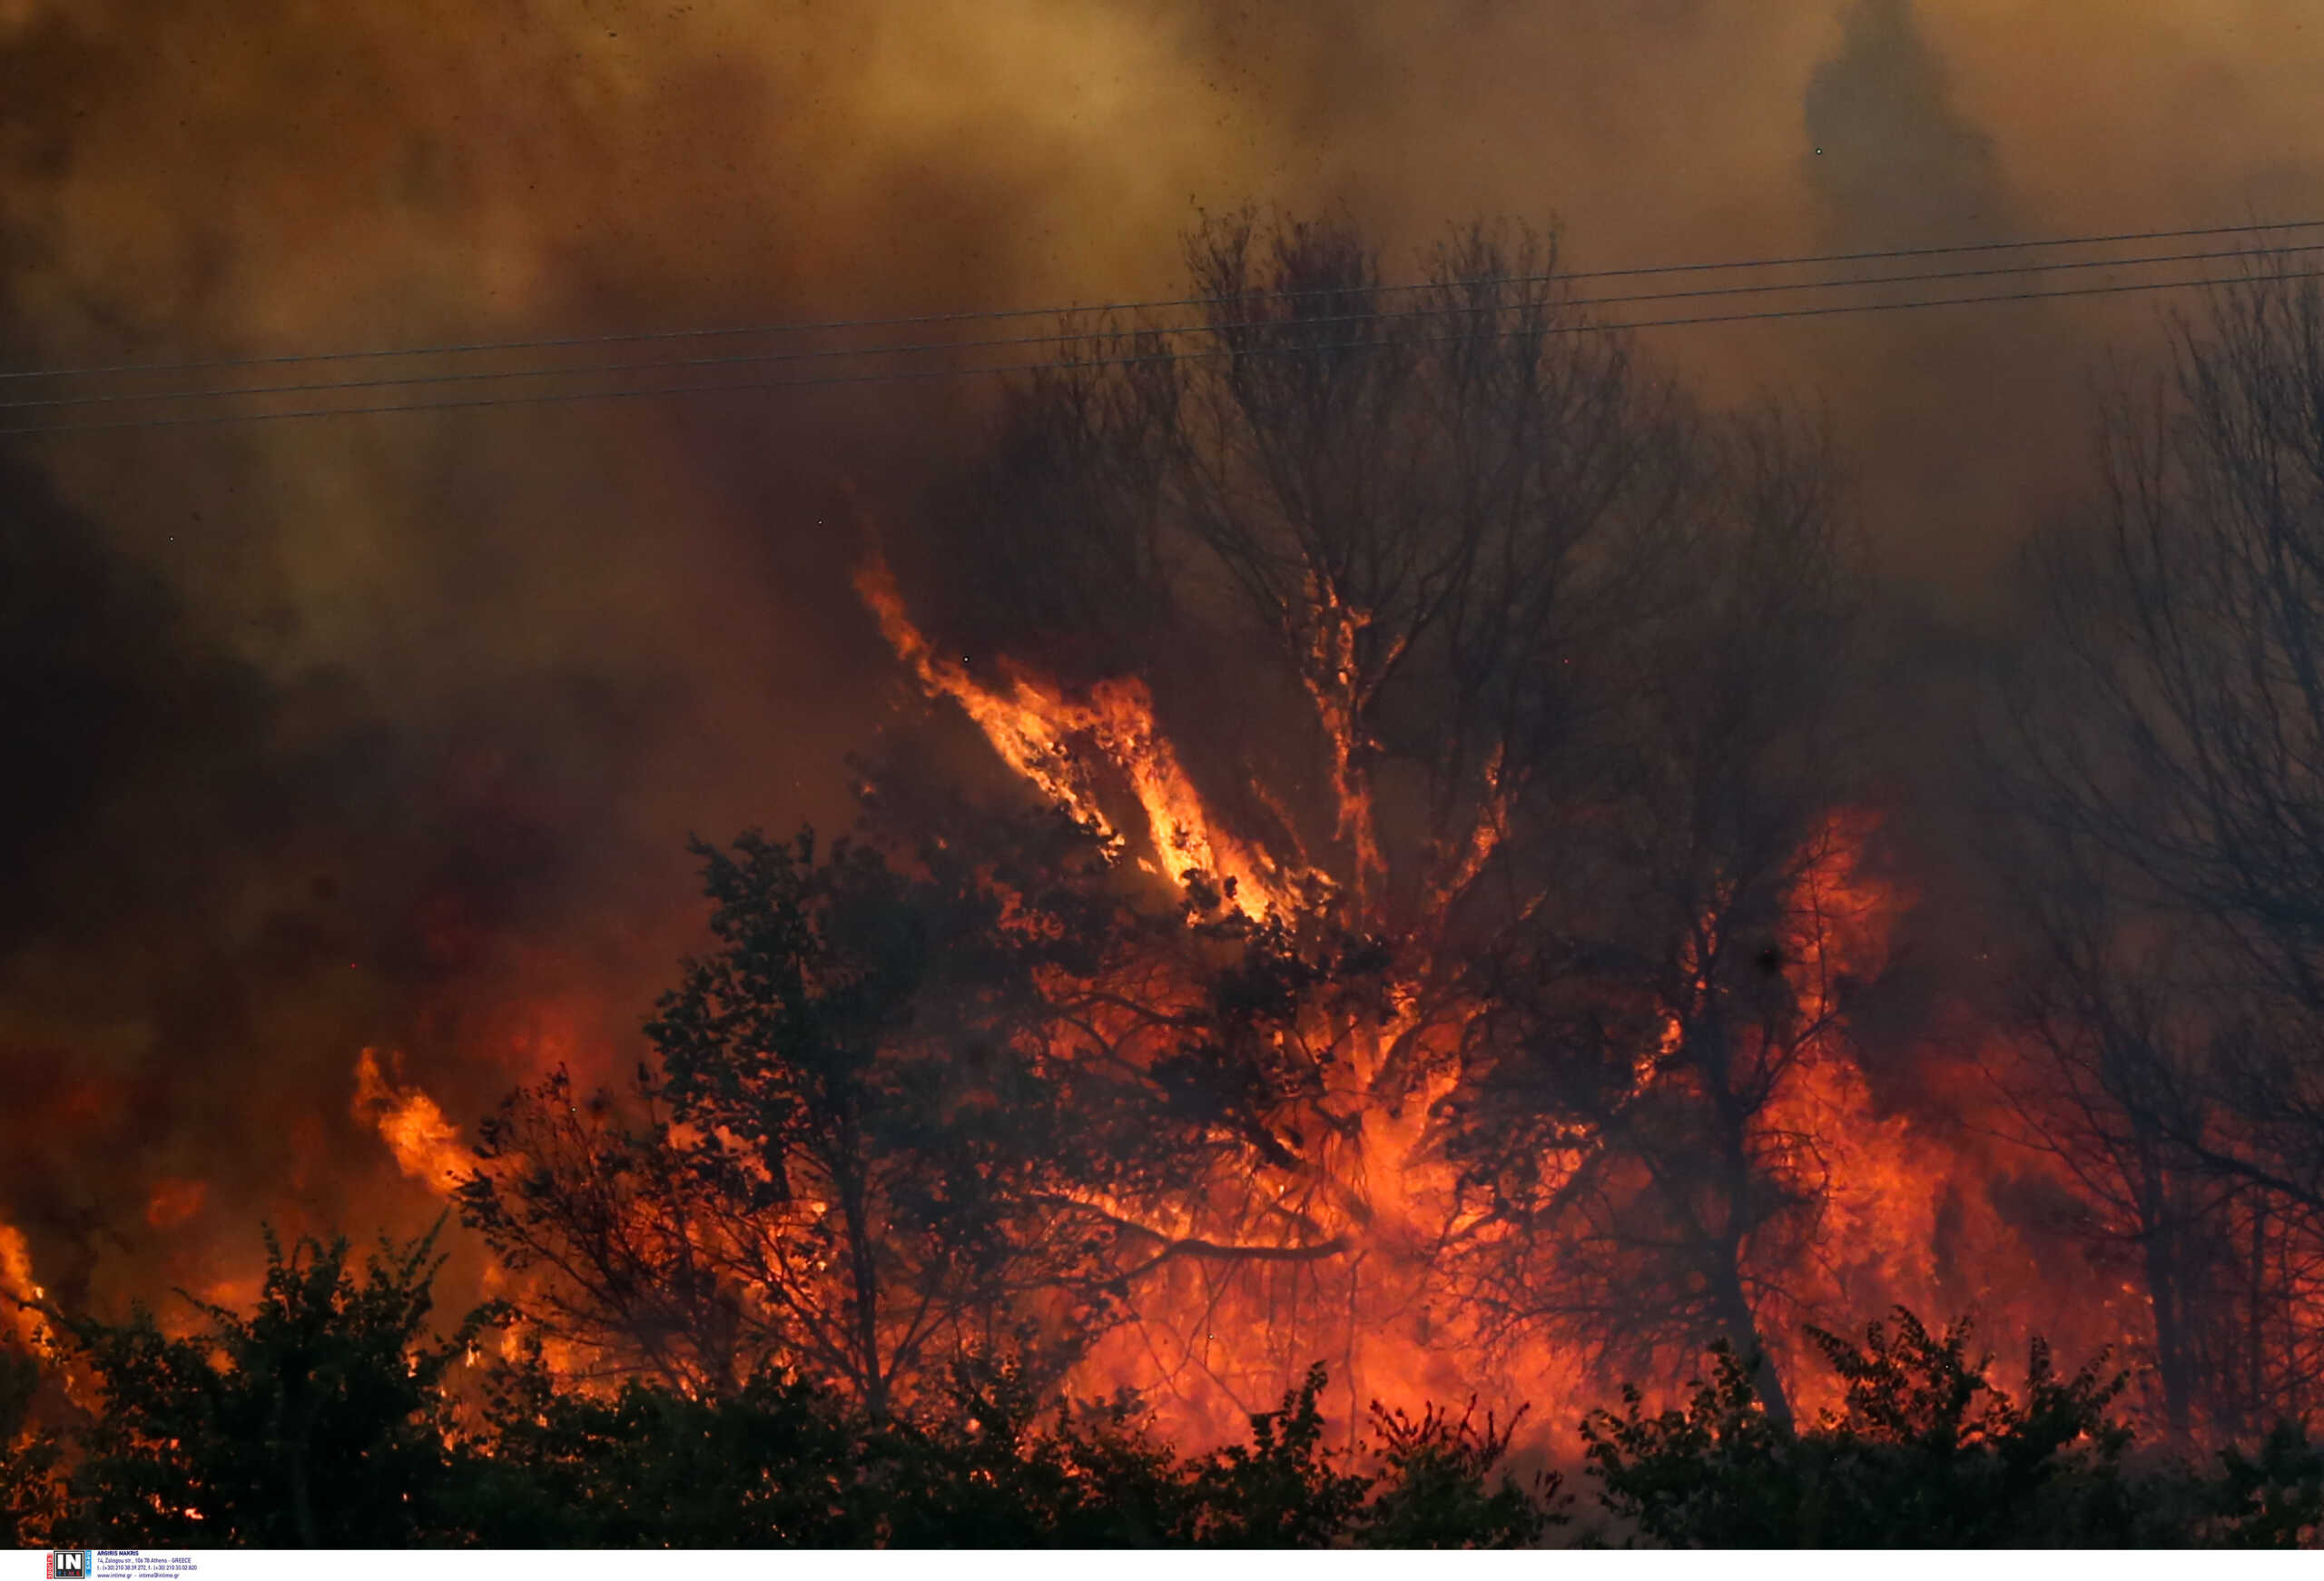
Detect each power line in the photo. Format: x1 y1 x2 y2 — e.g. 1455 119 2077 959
3 215 2319 385
7 262 2318 440
5 238 2319 418
13 264 2316 436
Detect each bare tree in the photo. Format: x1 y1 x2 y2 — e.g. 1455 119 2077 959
922 213 1693 930
1988 888 2239 1440
1994 269 2324 1434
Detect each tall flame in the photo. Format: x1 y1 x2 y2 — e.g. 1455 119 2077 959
0 1220 52 1358
855 558 1312 919
352 1048 475 1196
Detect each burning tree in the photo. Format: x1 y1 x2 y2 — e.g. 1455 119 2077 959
924 214 1694 924
445 212 1909 1437
869 213 1882 1422
458 811 1184 1412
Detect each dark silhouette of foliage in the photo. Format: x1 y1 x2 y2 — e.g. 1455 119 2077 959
1580 1341 1802 1545
2202 1420 2324 1547
1358 1397 1564 1547
458 1346 1563 1547
50 1225 497 1546
1179 1365 1372 1546
19 1240 2324 1547
0 1345 64 1546
1583 1308 2158 1546
454 1340 875 1545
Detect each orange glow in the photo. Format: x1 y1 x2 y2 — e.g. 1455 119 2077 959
143 1179 209 1231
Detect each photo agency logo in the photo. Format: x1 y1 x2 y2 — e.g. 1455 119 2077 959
45 1556 89 1580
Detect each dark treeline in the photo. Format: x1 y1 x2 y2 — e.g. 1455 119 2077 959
9 212 2324 1546
1 1227 2319 1547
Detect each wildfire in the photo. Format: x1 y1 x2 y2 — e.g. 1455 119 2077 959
290 576 2131 1440
351 1048 475 1196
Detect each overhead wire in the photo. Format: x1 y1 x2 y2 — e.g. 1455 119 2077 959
5 252 2321 437
1 214 2318 386
3 236 2320 418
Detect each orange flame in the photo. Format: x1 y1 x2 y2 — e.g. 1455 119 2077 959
351 1049 474 1196
856 558 1314 919
0 1221 52 1357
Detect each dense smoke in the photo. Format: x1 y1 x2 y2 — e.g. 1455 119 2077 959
2 0 2321 1405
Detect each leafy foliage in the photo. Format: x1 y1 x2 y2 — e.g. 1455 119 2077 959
0 1345 64 1547
1582 1309 2152 1546
14 1245 2323 1547
460 820 1148 1413
51 1226 497 1546
2202 1420 2324 1547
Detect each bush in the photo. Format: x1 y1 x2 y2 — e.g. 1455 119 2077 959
52 1226 495 1546
1582 1309 2155 1546
27 1236 2322 1547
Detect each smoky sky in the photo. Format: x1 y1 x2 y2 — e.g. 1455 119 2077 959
2 0 2321 1310
1806 0 2012 245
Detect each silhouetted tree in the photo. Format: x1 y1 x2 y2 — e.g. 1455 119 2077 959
1988 893 2239 1440
930 213 1691 926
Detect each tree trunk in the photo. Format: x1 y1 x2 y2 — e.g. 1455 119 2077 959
2134 1155 2192 1443
1709 1258 1793 1431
